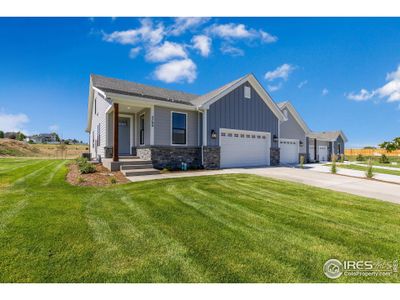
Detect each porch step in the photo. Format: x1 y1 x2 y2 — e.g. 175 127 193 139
119 156 140 160
119 159 153 166
122 168 161 177
121 163 154 170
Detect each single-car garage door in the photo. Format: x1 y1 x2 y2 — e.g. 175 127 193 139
280 139 299 164
220 128 270 168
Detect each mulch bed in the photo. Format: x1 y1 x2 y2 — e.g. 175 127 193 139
66 163 129 186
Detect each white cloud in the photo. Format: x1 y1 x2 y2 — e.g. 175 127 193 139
129 47 141 59
0 112 29 133
169 17 210 36
220 44 244 57
209 23 256 39
267 83 283 92
154 59 197 83
49 124 59 132
298 80 308 88
322 88 329 96
103 19 164 45
259 30 278 43
145 41 187 62
264 64 296 81
192 35 212 57
347 89 374 101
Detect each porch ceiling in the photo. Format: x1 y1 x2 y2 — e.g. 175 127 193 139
115 103 147 114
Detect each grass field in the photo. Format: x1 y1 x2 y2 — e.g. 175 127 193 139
0 158 399 283
326 163 400 176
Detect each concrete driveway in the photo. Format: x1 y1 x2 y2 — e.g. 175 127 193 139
127 166 400 205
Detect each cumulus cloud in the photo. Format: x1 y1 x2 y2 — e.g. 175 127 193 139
169 17 210 36
192 35 212 57
145 41 187 62
298 80 308 88
220 44 244 57
347 65 400 103
267 83 283 92
0 112 29 133
103 19 164 45
322 88 329 96
209 23 255 39
129 47 141 59
265 64 296 81
259 30 278 43
154 59 197 83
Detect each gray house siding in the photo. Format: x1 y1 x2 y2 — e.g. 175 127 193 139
334 135 345 155
154 106 199 146
207 82 279 147
279 108 307 154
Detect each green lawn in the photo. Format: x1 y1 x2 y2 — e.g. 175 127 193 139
0 158 399 283
327 163 400 176
359 161 400 169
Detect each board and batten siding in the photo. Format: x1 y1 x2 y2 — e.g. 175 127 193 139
154 106 199 146
207 82 279 147
90 91 111 159
334 135 345 155
279 108 307 153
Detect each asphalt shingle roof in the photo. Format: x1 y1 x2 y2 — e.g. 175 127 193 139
91 74 198 105
307 131 342 141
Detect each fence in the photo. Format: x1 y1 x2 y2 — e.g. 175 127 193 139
345 148 400 157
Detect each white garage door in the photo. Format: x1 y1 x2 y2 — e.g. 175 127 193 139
280 139 299 164
220 129 270 168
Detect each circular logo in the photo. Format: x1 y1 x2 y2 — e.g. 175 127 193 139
323 259 343 279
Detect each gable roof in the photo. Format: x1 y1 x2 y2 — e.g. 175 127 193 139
91 74 198 105
307 131 348 142
277 101 311 134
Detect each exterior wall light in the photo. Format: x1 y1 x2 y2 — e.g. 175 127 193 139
273 134 278 142
299 140 304 147
211 130 217 139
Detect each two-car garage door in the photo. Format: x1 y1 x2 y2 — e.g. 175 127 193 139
220 129 270 168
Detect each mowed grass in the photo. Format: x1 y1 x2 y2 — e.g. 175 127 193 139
0 158 399 283
326 163 400 176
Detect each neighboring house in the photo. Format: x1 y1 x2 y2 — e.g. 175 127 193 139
86 73 286 170
278 101 347 163
27 133 59 144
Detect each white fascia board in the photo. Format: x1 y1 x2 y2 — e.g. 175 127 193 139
339 130 349 143
107 92 197 111
200 74 287 122
280 102 311 134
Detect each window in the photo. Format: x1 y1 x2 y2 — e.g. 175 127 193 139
97 124 100 146
139 114 145 145
171 112 187 145
94 99 97 115
244 86 251 99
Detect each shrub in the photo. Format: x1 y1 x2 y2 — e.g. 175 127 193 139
76 157 88 167
0 130 4 138
109 177 117 184
79 162 96 174
379 154 390 164
366 159 374 179
78 176 85 183
331 155 337 174
299 155 305 169
160 168 170 174
356 154 364 161
339 155 345 163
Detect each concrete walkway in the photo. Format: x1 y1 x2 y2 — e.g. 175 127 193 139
127 166 400 205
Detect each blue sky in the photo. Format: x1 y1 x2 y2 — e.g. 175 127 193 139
0 17 399 146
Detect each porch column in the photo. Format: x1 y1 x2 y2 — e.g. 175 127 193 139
150 106 154 145
202 109 208 146
314 138 317 161
113 103 119 162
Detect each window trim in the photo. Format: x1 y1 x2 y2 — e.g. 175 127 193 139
244 86 251 99
170 111 188 146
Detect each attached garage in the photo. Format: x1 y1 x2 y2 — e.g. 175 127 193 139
220 128 270 168
280 138 299 164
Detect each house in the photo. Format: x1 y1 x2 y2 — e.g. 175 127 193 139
28 133 59 144
86 73 347 172
278 101 347 163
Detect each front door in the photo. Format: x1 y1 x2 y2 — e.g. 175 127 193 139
118 117 131 155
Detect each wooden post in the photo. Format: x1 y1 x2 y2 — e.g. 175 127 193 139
314 138 317 161
113 103 119 162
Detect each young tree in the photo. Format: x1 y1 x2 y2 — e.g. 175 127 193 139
16 132 26 141
380 137 400 152
0 130 4 138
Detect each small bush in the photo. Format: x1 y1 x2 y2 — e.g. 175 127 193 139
356 154 364 161
79 162 96 174
160 168 170 174
366 159 374 179
331 155 337 174
299 155 305 169
76 157 88 167
109 177 117 184
78 176 85 183
379 154 390 164
339 155 345 163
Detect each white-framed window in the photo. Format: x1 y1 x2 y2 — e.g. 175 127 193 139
171 112 187 145
139 114 145 145
244 86 251 99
